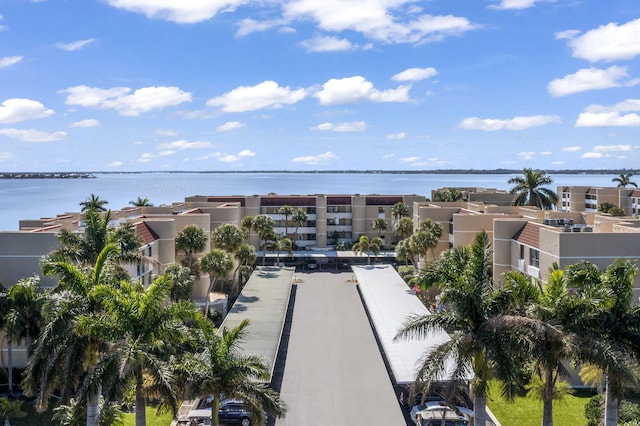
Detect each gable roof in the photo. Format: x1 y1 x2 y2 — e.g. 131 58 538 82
513 222 540 248
134 222 159 246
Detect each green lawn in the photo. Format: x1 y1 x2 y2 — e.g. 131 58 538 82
122 407 174 426
487 381 593 426
7 401 173 426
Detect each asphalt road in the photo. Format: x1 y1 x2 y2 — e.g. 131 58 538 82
273 270 406 426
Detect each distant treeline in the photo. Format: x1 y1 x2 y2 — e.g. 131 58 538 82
0 172 95 179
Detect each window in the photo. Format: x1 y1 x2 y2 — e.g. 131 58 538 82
529 248 540 268
519 245 524 260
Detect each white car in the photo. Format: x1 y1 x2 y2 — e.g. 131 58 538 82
410 401 472 426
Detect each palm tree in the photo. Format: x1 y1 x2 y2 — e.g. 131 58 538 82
0 276 46 395
164 263 194 301
175 225 208 274
396 231 532 426
278 205 294 239
410 219 443 265
372 218 387 239
352 235 383 265
612 173 638 188
24 244 121 425
564 260 640 426
181 319 286 426
394 217 414 240
76 275 199 426
291 208 308 244
80 194 108 212
508 168 558 209
272 237 293 265
129 197 153 207
200 249 234 317
251 215 275 266
232 244 257 297
394 239 413 267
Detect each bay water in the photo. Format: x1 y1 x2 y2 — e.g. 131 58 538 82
0 172 618 231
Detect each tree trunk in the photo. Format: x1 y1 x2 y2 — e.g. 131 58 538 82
473 392 488 426
86 385 101 426
7 338 12 396
541 368 554 426
205 277 217 318
604 376 618 426
135 366 146 426
211 394 221 426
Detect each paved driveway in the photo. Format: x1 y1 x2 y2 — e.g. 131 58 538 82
274 271 406 426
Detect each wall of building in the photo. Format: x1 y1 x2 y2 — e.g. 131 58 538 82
0 231 59 287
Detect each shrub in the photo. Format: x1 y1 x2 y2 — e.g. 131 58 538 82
584 394 602 426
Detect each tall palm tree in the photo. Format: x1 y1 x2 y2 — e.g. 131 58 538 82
291 208 308 244
278 205 294 239
372 218 387 238
200 249 234 317
76 275 199 426
612 173 638 188
391 202 409 232
0 276 45 395
410 219 443 265
396 231 531 426
352 235 383 265
181 319 286 426
164 263 194 302
251 215 275 266
128 197 153 207
232 244 257 297
508 168 558 209
394 217 414 240
565 260 640 426
175 225 208 274
272 237 293 265
80 194 108 212
24 244 121 425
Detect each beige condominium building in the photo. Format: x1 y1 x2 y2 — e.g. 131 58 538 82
559 185 640 216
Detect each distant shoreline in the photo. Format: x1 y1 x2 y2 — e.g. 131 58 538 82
0 169 637 179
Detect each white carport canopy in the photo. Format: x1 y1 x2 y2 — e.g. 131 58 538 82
352 265 466 385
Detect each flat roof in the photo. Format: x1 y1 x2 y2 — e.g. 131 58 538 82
352 264 458 385
219 266 294 382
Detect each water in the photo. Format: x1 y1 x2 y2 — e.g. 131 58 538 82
0 172 619 230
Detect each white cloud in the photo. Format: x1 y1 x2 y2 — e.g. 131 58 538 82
311 121 367 132
108 161 123 167
383 153 395 159
517 151 536 160
157 140 211 150
284 1 477 44
582 152 604 159
0 152 14 162
300 36 354 52
562 146 582 152
554 29 581 40
69 119 100 128
0 99 54 123
547 66 638 97
238 149 255 157
568 18 640 62
400 156 420 163
218 154 240 163
575 112 640 127
62 85 192 116
137 150 177 163
207 81 306 112
236 18 289 37
104 0 247 24
155 129 178 136
217 121 246 132
392 67 438 82
387 132 406 140
291 151 338 165
592 144 633 152
458 114 561 131
489 0 541 10
0 56 23 68
56 38 96 51
584 98 640 114
0 128 66 142
314 76 410 105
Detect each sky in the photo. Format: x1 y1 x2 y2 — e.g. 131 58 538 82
1 0 640 172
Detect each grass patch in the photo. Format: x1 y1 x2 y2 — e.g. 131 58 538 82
486 381 593 426
122 406 174 426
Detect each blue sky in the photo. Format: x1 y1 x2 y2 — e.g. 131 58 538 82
1 0 639 171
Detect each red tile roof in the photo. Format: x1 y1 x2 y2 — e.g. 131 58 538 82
134 222 159 246
513 222 540 248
